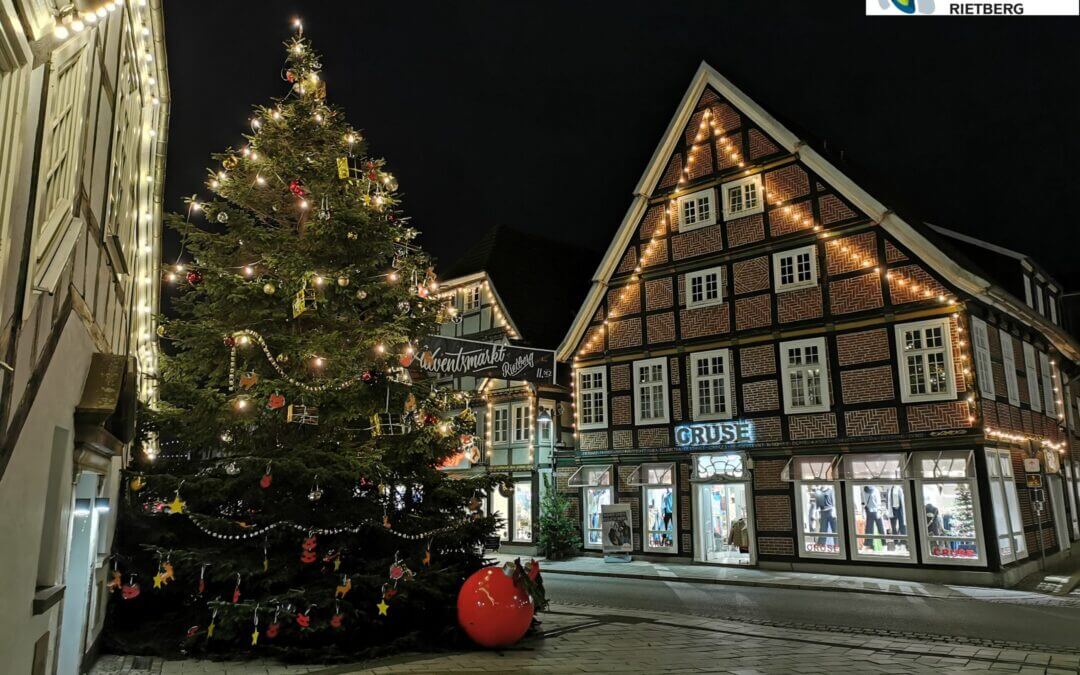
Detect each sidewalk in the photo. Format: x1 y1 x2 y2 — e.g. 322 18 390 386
91 601 1080 675
493 553 981 599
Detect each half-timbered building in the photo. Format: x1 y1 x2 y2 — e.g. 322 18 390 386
555 63 1079 585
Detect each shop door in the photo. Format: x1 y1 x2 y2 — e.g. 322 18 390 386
693 482 753 565
57 472 101 675
1047 475 1072 551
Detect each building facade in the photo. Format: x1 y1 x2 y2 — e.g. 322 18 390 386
0 0 167 672
555 64 1079 585
435 270 562 554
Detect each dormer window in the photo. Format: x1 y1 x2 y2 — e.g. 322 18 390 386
677 188 716 232
721 175 763 220
463 285 481 312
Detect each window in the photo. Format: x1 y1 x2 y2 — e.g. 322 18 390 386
639 464 676 553
463 285 481 311
842 453 915 563
780 338 830 414
896 319 955 403
512 481 533 542
1040 351 1057 418
33 41 91 279
1023 342 1042 412
511 402 531 442
999 330 1020 407
970 317 995 399
576 366 607 430
1023 274 1033 308
1035 285 1045 316
1049 293 1059 325
689 349 733 421
633 357 669 424
785 456 844 559
492 405 509 444
491 488 509 541
721 175 763 220
914 451 983 565
685 266 724 309
676 188 716 232
772 245 818 292
573 466 613 550
985 448 1028 564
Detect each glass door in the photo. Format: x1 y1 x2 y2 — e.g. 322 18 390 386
513 479 533 542
584 486 612 549
694 482 752 565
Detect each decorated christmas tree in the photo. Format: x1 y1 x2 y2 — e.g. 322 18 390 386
107 22 498 661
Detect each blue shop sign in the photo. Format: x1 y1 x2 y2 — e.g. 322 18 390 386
675 421 754 448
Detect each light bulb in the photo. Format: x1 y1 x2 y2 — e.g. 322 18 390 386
53 24 70 39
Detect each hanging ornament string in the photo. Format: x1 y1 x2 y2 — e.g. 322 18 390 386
186 513 472 542
228 329 366 393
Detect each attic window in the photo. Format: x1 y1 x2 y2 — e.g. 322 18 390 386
677 188 716 232
721 175 763 220
463 285 481 311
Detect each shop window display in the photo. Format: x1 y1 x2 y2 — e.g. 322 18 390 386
785 456 844 558
491 489 509 541
569 465 613 550
637 464 676 553
914 451 982 564
693 453 752 565
843 454 915 562
513 481 533 542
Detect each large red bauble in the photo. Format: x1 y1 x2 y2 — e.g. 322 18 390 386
456 565 533 648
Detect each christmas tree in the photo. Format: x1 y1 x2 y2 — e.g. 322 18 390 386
537 475 580 561
107 22 498 661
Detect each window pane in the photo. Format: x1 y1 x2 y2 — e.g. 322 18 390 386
728 186 742 212
514 482 533 542
584 487 612 546
850 483 911 559
744 183 758 208
921 482 979 561
800 483 841 556
698 196 711 222
644 486 675 550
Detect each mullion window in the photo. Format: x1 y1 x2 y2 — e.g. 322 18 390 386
896 320 954 402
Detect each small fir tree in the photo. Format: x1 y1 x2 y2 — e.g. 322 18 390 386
537 474 580 561
107 25 498 661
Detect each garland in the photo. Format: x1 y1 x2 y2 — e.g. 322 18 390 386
229 329 365 393
186 513 472 541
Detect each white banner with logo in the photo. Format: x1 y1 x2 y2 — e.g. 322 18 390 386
867 0 1077 15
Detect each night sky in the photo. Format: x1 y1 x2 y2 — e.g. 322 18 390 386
162 1 1079 288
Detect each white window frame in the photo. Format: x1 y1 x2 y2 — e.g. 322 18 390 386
576 366 607 431
1049 293 1059 325
999 330 1020 407
640 463 677 553
579 466 614 550
689 348 734 421
1035 285 1045 316
1040 351 1057 418
985 448 1028 564
913 451 985 567
511 401 531 443
30 37 92 292
492 405 510 445
842 453 917 564
779 337 830 414
721 174 763 220
772 245 818 293
895 318 956 403
684 265 725 309
1023 274 1033 308
633 357 670 425
676 187 716 232
1023 342 1042 412
463 285 482 312
970 317 995 399
787 456 845 560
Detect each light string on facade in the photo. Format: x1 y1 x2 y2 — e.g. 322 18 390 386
984 427 1067 453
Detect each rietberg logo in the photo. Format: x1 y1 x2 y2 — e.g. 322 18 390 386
866 0 1078 14
675 421 754 448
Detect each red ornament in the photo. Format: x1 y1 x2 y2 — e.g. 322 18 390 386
456 565 534 648
286 70 296 83
232 586 241 603
300 535 318 564
186 270 203 285
260 473 273 489
423 413 439 427
266 622 280 638
330 614 344 628
296 612 311 629
223 336 236 348
367 171 377 181
198 578 206 594
267 393 286 410
288 180 306 197
121 583 141 600
186 625 200 638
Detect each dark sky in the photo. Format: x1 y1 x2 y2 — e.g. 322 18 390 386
162 1 1079 288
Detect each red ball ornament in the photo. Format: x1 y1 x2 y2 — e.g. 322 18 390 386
288 180 306 197
223 336 236 348
456 565 533 648
266 622 280 639
186 270 203 285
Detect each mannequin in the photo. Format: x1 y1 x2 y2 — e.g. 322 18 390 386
814 485 837 546
862 485 885 550
888 485 906 535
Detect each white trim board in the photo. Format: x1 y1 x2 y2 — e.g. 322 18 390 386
555 62 1080 364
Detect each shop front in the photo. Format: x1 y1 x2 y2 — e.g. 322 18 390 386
626 463 677 553
691 452 754 565
568 465 614 550
490 474 536 545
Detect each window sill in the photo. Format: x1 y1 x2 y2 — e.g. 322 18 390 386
899 392 956 404
723 206 764 221
678 220 716 233
686 298 725 311
776 281 818 294
784 405 831 415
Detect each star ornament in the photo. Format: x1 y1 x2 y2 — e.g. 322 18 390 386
167 492 186 515
153 572 165 589
376 600 389 616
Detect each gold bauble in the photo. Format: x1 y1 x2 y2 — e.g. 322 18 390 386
263 282 276 295
337 276 350 287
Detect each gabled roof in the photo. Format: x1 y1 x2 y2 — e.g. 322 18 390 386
927 224 1064 300
440 225 599 350
556 62 1080 364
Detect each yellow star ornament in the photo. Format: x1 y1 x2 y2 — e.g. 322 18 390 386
251 629 259 646
167 492 186 515
376 600 389 616
152 572 164 589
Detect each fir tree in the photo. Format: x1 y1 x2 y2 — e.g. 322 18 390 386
537 475 580 561
107 24 498 661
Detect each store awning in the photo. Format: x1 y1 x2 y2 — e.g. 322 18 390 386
839 452 913 481
566 464 612 487
912 450 975 479
780 455 841 482
624 462 675 486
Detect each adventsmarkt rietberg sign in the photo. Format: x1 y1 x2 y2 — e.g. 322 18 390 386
674 421 755 448
408 335 556 384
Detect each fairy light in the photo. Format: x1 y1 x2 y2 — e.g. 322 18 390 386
486 398 494 458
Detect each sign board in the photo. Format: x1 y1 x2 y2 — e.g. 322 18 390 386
600 503 633 556
675 421 755 448
1026 474 1044 489
408 335 556 384
1023 457 1042 474
1042 449 1061 474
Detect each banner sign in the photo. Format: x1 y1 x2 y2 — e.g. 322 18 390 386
675 421 755 448
409 335 556 384
600 503 633 555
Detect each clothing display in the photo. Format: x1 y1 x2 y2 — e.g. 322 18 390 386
888 485 906 535
727 517 750 553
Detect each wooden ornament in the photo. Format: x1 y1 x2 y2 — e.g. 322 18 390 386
267 392 286 410
239 371 258 389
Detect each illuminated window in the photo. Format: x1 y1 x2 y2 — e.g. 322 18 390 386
772 245 818 292
576 366 607 430
896 318 955 403
780 337 830 414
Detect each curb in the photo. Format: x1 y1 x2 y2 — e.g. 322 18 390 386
540 566 962 599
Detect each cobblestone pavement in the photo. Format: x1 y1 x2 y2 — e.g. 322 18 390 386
91 601 1080 675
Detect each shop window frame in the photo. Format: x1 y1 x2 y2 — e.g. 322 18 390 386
913 450 985 566
984 448 1028 564
630 463 677 554
841 453 917 564
784 455 845 560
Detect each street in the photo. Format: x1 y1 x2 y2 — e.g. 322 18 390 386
542 571 1080 650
